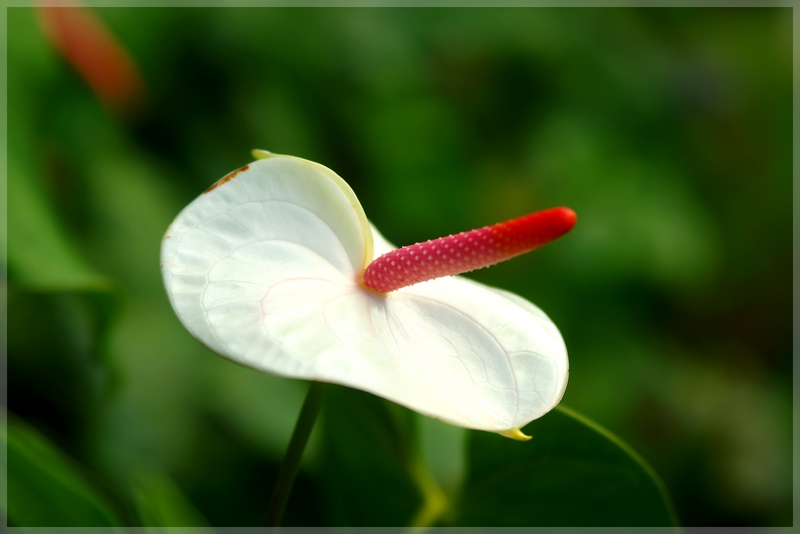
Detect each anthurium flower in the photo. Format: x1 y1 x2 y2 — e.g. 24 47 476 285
161 151 574 440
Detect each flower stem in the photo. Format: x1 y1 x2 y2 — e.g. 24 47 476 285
264 381 327 528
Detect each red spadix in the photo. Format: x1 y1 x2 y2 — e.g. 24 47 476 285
363 207 577 293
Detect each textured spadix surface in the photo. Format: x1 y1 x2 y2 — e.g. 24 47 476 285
161 154 568 433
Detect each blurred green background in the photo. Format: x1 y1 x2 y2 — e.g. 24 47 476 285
6 5 792 527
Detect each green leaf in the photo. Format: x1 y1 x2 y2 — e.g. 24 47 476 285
3 414 123 527
6 110 118 371
320 385 423 526
454 405 679 526
6 8 111 294
7 155 112 292
7 7 118 372
132 471 212 532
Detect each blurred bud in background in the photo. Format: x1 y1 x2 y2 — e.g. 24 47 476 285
36 0 145 115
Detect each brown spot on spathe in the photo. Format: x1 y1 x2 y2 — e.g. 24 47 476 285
204 165 249 193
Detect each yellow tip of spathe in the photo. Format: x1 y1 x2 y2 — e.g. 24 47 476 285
251 149 274 159
499 428 532 441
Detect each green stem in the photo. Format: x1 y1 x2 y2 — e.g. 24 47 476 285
264 381 327 528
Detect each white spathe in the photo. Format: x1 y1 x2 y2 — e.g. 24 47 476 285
161 154 568 436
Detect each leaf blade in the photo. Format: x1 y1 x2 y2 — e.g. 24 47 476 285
3 414 123 527
454 405 679 527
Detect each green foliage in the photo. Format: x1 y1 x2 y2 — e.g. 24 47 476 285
321 386 422 526
3 394 678 528
132 471 212 531
319 389 678 527
3 415 123 528
456 406 678 526
3 415 216 530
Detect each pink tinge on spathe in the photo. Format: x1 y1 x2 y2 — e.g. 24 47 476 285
362 207 577 293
